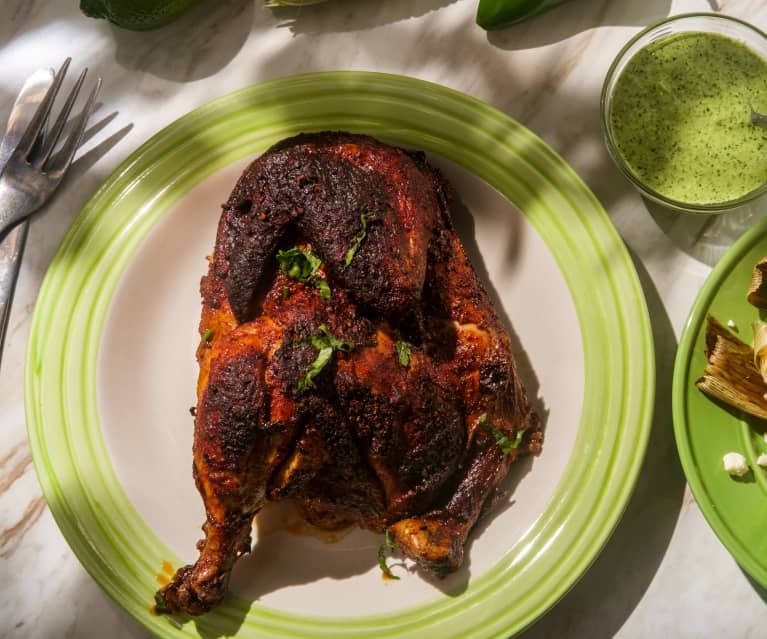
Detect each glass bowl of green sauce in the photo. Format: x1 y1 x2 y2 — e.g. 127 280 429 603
601 13 767 213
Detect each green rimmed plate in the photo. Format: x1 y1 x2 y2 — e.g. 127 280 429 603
25 72 654 638
673 216 767 587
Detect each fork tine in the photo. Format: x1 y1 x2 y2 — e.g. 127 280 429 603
14 58 70 159
45 76 101 178
33 68 87 169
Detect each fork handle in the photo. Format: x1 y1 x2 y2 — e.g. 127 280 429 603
0 220 29 368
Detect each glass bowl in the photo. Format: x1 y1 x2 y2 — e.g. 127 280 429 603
601 13 767 214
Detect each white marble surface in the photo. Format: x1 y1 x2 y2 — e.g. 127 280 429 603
2 0 767 637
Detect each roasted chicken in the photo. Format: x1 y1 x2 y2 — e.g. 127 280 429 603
157 132 542 616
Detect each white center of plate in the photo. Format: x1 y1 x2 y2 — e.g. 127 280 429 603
97 154 583 617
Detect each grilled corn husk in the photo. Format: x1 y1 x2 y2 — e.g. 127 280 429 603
747 257 767 309
754 320 767 384
696 314 767 420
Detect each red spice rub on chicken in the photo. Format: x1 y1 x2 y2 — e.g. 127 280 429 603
157 132 542 616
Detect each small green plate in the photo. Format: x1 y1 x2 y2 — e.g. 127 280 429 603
25 72 654 638
674 215 767 586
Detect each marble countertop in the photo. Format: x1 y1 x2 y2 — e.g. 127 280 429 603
2 0 767 637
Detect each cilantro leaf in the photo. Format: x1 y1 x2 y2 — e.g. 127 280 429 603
377 529 400 580
154 591 171 614
315 324 355 352
276 247 321 282
395 340 411 367
479 413 523 455
298 346 333 391
344 212 372 268
298 326 355 390
202 328 213 343
315 277 331 300
276 246 332 299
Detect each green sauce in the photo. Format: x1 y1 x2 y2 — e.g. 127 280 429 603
610 31 767 205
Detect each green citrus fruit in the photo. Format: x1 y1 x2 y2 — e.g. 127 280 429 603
80 0 202 31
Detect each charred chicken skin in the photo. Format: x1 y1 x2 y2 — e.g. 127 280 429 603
157 132 542 616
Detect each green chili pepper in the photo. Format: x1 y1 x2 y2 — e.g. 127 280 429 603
476 0 571 30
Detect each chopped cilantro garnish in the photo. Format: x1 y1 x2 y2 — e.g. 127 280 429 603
479 413 523 455
202 328 213 343
276 247 321 281
315 277 331 300
377 529 400 580
344 212 372 268
298 346 333 391
298 325 355 391
276 246 332 299
395 340 411 367
310 324 355 352
154 591 170 614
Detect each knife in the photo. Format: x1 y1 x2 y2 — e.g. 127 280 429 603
0 69 54 366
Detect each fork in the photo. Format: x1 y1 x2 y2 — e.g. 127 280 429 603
0 69 53 368
0 58 101 237
0 59 100 363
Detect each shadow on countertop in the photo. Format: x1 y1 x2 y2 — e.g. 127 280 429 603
645 196 767 267
269 0 459 34
744 572 767 603
486 0 672 50
519 255 686 639
271 0 670 39
109 0 254 82
1 0 254 83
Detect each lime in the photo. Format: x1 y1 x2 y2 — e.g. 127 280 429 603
80 0 202 31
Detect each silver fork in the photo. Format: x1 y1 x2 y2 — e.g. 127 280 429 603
0 58 101 237
0 69 53 366
0 59 100 364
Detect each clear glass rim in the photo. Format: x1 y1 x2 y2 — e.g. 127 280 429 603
600 12 767 214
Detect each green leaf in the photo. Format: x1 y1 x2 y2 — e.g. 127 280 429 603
298 346 333 391
377 529 400 580
277 247 332 299
154 591 170 614
395 340 411 367
344 212 372 268
298 326 355 390
202 328 213 343
315 277 331 299
479 413 521 455
276 247 321 282
316 324 355 352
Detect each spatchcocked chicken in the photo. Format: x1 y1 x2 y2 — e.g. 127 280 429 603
156 132 542 616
